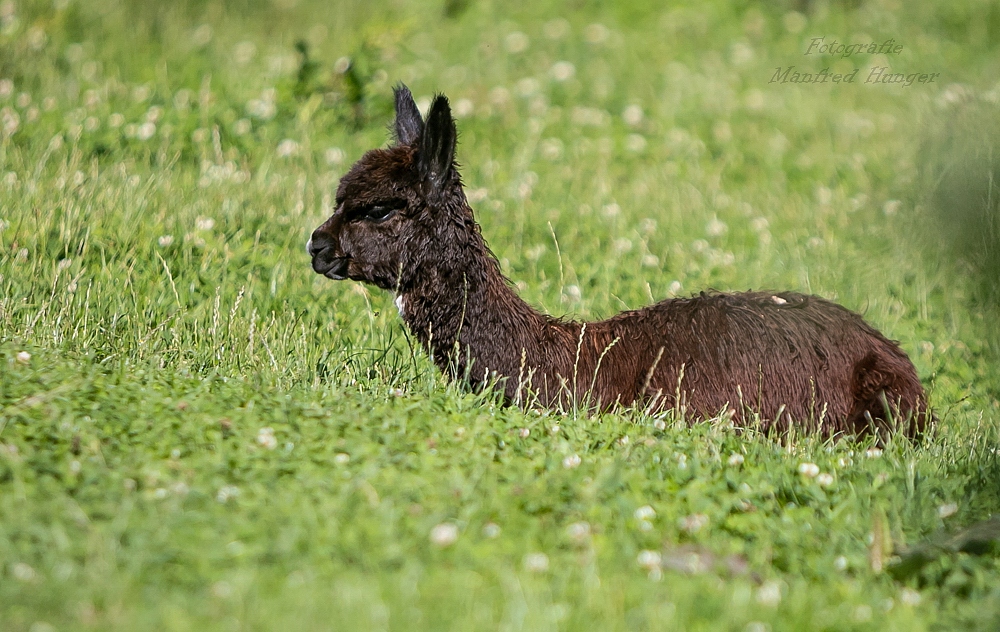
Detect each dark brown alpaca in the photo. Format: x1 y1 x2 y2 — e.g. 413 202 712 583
308 85 930 437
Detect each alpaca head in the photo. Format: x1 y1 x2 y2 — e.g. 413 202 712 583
308 85 470 291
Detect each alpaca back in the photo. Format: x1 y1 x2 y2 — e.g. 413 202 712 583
590 291 927 435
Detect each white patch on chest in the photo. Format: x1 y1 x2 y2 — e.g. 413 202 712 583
394 294 406 318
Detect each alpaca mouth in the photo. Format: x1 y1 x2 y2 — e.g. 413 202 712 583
312 255 350 280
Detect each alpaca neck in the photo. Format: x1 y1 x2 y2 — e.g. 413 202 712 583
398 228 577 399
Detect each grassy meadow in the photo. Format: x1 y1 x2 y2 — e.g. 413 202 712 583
2 0 1000 629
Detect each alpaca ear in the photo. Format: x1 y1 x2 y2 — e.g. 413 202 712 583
393 84 423 146
418 95 457 196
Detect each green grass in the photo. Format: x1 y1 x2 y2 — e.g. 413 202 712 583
2 0 1000 629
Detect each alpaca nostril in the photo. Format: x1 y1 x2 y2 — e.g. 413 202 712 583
308 231 334 257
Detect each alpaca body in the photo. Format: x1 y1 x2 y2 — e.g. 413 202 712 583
308 85 930 437
393 236 925 436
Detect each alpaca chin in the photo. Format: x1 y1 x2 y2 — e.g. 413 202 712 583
394 294 406 318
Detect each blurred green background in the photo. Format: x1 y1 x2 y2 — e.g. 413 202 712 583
2 0 1000 630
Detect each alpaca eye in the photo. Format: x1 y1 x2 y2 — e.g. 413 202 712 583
355 202 402 223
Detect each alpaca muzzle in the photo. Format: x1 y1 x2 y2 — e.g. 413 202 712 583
308 232 349 280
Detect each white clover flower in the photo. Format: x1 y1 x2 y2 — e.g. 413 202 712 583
816 186 832 206
612 238 632 255
488 86 510 106
26 27 45 51
430 522 459 547
211 580 234 598
550 61 576 82
523 552 549 573
482 522 501 538
216 485 240 503
937 503 958 519
0 79 12 99
15 351 31 364
706 217 728 236
195 217 215 231
562 454 581 469
834 555 848 571
234 41 257 65
637 550 662 570
782 11 807 34
679 513 709 533
571 106 609 126
622 104 643 126
324 147 345 165
798 462 820 477
634 505 656 521
853 605 872 622
135 122 156 141
453 98 474 118
276 139 300 158
12 562 36 582
543 18 570 39
583 23 609 44
728 453 745 466
504 31 529 54
247 94 276 120
516 77 539 97
566 521 591 544
173 89 191 110
730 42 754 65
1 106 19 136
191 24 213 47
899 588 922 606
233 118 251 135
256 427 277 449
883 200 901 216
625 134 647 152
756 580 782 607
712 121 732 143
817 473 835 487
865 447 882 458
333 452 350 465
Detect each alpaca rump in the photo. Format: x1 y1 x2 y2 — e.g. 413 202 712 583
308 84 930 437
